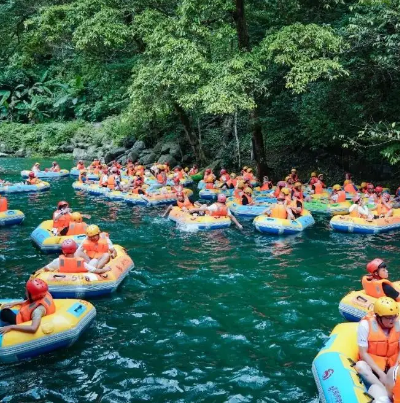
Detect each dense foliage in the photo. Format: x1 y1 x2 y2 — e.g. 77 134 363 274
1 0 400 177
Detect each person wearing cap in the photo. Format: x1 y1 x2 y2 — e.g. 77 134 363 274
188 165 198 175
31 162 40 174
163 192 195 217
362 259 400 301
344 179 358 194
75 225 116 269
52 201 72 235
359 182 368 194
204 168 216 189
266 188 292 219
349 194 373 219
240 187 254 206
355 297 400 390
260 176 273 191
273 181 287 198
44 239 110 274
227 173 238 189
330 184 346 203
50 161 60 172
189 194 243 229
308 172 318 186
25 171 41 185
0 279 55 335
219 169 230 183
289 168 299 183
66 212 88 235
76 160 85 170
376 192 393 219
243 168 255 182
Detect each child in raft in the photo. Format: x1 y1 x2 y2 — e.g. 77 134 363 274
362 258 400 301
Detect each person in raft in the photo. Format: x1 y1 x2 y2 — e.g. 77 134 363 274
50 161 60 172
163 192 197 216
75 224 117 270
356 297 400 396
0 279 55 335
52 201 91 236
45 239 110 274
31 162 40 173
25 171 41 185
348 194 373 220
362 259 400 301
189 194 243 230
329 184 346 203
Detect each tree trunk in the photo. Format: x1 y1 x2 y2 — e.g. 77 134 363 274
233 0 269 178
174 103 206 164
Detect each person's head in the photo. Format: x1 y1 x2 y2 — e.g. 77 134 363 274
247 168 253 173
367 183 374 193
367 258 388 279
374 297 399 329
217 193 227 203
318 174 324 180
382 192 390 202
111 167 118 174
70 212 82 223
61 239 78 256
173 177 180 184
294 182 302 190
52 161 57 166
311 172 317 178
242 166 248 172
57 200 69 210
293 190 301 199
291 168 297 174
34 162 40 167
78 160 83 164
86 224 101 242
332 184 341 193
176 192 185 202
237 180 245 189
352 194 361 204
26 279 48 302
29 171 35 178
277 180 286 189
230 173 237 179
220 169 227 175
375 186 383 195
244 187 253 195
360 181 367 190
184 167 189 172
345 172 352 180
263 176 269 182
205 168 211 174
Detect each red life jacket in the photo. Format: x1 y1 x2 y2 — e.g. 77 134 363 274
59 255 87 273
0 197 8 212
209 204 228 217
16 292 56 324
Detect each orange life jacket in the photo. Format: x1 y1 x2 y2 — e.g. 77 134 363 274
99 174 107 187
0 197 8 212
93 168 100 174
27 178 40 185
350 206 362 218
377 202 390 215
204 174 215 184
82 234 109 259
274 188 281 198
270 204 287 219
260 182 272 191
77 163 85 170
344 183 357 194
209 203 228 217
313 182 323 195
127 168 135 176
360 313 400 371
66 222 88 236
177 199 193 209
16 292 56 324
107 175 115 190
59 255 87 273
157 173 166 185
362 275 400 301
241 194 253 205
53 211 71 230
176 171 184 180
234 188 243 200
336 190 346 203
189 168 198 175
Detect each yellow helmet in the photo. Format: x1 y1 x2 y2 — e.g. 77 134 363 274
374 297 399 317
281 187 290 195
291 168 297 173
247 168 253 173
71 212 82 223
230 173 237 179
344 179 351 185
285 175 291 181
332 184 341 191
237 180 245 189
184 167 189 172
244 187 253 194
294 182 302 188
360 182 368 188
311 172 317 177
86 224 100 237
242 166 248 171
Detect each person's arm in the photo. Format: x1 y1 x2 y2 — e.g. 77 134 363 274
0 306 45 334
84 262 110 273
0 300 26 309
44 258 60 272
75 243 91 263
162 205 173 217
228 213 243 230
382 283 400 301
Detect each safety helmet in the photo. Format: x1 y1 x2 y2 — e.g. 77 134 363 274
281 188 290 195
360 182 367 189
242 166 248 171
58 200 69 209
367 258 385 274
318 174 324 178
29 171 35 178
311 172 317 177
247 168 253 173
220 169 227 174
291 168 297 173
184 167 189 172
61 239 78 254
277 181 286 187
367 183 374 189
294 182 302 188
344 179 351 185
34 162 40 166
86 224 101 237
332 184 341 191
230 173 237 179
70 212 82 223
375 186 383 193
217 194 227 203
374 297 399 317
244 187 253 194
26 279 48 301
237 180 245 189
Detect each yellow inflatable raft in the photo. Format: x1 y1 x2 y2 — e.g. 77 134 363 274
0 299 96 363
32 245 134 298
312 322 370 403
31 220 86 253
168 206 231 230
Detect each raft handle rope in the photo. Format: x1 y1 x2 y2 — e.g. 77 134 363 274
363 392 374 403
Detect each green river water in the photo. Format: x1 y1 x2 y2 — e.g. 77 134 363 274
0 157 397 403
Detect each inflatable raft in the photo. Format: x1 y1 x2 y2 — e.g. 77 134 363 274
199 188 233 200
190 171 204 181
32 245 134 298
0 210 25 226
69 168 100 181
304 200 351 215
31 220 86 253
226 200 272 218
21 170 69 179
253 211 315 235
312 322 370 403
0 182 50 193
168 207 231 230
330 214 400 234
0 299 96 363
